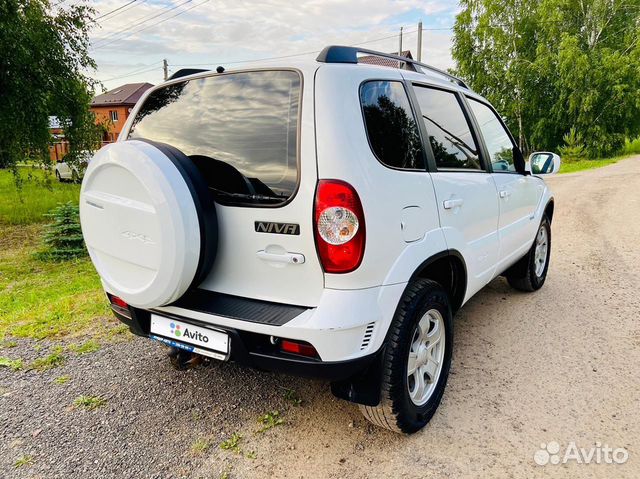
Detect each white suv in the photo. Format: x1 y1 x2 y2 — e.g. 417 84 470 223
79 46 559 434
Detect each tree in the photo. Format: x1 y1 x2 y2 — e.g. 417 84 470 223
0 0 101 170
452 0 640 157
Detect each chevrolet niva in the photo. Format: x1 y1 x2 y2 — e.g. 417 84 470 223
79 46 559 433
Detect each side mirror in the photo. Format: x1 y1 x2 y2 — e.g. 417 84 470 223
526 152 561 175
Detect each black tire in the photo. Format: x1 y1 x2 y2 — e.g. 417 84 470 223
360 278 453 434
506 216 551 292
55 170 62 182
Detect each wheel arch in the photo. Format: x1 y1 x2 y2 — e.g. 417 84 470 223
410 250 467 313
544 198 555 223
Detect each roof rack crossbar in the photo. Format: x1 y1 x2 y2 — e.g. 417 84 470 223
316 45 468 89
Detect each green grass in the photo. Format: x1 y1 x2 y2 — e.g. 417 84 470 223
0 356 23 371
191 437 213 455
219 433 243 454
256 411 284 433
14 455 33 469
0 167 80 225
0 224 111 341
73 395 106 410
54 375 71 384
68 339 101 355
29 350 65 371
559 156 623 174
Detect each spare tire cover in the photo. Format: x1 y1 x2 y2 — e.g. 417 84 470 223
80 140 216 308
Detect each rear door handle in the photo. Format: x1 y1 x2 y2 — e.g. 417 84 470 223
443 198 464 209
256 250 305 264
499 190 512 198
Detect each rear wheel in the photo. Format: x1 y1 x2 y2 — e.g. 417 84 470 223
360 279 453 433
506 216 551 292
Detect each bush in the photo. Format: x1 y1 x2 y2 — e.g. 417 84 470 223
37 202 86 260
623 137 640 155
558 128 587 163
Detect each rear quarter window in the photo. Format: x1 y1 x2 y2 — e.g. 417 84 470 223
360 81 424 170
128 70 301 206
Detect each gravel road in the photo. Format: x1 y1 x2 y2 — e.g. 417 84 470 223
2 157 639 479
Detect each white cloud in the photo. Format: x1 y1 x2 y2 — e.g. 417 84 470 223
85 0 457 88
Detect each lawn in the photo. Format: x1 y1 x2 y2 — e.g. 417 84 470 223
0 167 80 225
559 156 623 174
0 167 119 342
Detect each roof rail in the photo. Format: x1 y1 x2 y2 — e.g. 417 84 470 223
167 68 209 81
316 45 468 89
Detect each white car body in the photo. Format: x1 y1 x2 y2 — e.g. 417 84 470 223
79 47 557 425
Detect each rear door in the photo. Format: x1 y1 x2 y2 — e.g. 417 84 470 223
465 98 542 271
125 69 324 307
410 84 500 298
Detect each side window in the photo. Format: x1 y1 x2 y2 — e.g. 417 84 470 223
360 81 423 170
413 86 481 170
468 98 516 173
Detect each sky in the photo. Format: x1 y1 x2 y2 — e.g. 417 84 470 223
84 0 460 91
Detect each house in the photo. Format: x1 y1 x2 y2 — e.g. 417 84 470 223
49 116 69 162
358 50 413 68
91 82 154 142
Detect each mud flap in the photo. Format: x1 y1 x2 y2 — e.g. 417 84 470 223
330 345 386 407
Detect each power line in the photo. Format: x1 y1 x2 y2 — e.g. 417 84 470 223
96 0 138 20
93 0 210 51
99 24 448 81
171 27 443 67
100 61 164 82
91 0 194 49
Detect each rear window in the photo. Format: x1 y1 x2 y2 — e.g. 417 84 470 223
128 70 301 205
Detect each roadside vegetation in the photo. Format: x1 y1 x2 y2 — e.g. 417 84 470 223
0 168 80 225
73 395 107 410
0 168 115 344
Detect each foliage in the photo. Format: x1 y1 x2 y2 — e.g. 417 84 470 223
257 410 284 433
452 0 640 157
623 137 640 155
282 388 302 406
0 224 110 341
0 168 80 225
219 433 243 454
0 0 101 170
14 455 33 469
30 349 65 371
558 127 587 162
191 437 213 454
0 356 23 370
38 202 86 260
73 395 106 410
559 156 622 174
54 375 71 384
69 339 100 355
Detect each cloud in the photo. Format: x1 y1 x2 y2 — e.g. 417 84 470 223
85 0 457 87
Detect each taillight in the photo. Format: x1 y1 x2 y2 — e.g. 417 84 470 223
314 179 365 273
107 293 131 319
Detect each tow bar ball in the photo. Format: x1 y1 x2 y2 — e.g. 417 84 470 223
168 347 204 370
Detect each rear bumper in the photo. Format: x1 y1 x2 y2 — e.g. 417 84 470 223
112 306 380 381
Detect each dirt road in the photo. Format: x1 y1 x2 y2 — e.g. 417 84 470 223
2 157 639 478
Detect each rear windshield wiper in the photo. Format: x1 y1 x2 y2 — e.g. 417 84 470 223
211 190 287 203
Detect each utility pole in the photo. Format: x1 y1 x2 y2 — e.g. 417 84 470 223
417 21 423 61
398 26 403 68
163 59 168 81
